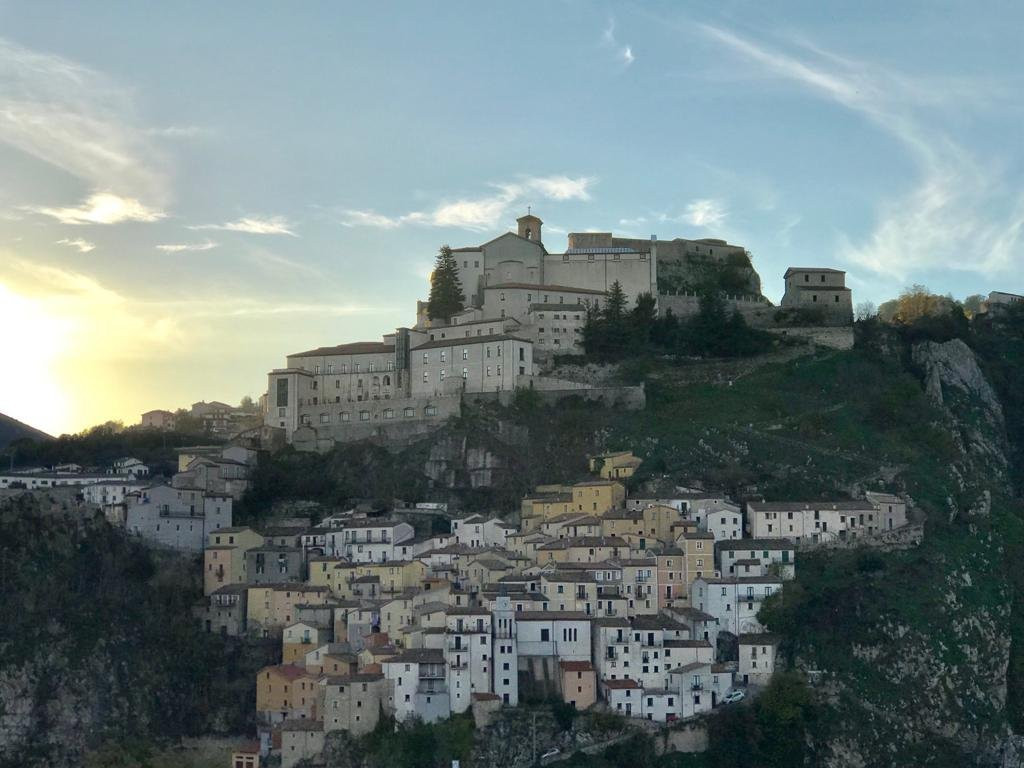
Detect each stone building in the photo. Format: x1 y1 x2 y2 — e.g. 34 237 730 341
780 267 853 325
124 484 232 552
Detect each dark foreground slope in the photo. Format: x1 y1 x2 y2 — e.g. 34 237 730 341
0 497 276 768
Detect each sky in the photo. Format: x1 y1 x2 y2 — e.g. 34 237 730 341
1 1 1022 436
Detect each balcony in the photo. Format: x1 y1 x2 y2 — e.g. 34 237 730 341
449 659 468 670
691 683 704 691
417 680 447 695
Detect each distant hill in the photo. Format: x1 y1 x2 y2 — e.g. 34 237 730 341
0 412 53 451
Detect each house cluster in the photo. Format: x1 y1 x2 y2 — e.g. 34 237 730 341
0 456 152 518
120 444 256 550
141 399 260 436
208 451 907 768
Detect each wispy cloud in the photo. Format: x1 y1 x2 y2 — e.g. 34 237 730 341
701 24 1024 279
156 240 218 253
0 37 167 213
190 216 297 236
146 125 211 139
56 237 95 253
341 175 595 232
25 192 165 225
685 199 727 228
602 18 635 67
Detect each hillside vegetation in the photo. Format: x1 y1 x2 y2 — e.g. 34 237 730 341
0 498 275 768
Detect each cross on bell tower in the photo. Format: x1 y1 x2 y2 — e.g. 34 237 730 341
517 209 542 243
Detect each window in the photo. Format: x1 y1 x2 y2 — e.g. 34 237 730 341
440 351 446 362
314 364 320 374
422 371 428 383
463 348 469 360
319 413 329 424
425 405 437 416
359 411 370 421
462 367 468 379
383 408 394 419
500 292 505 301
278 407 286 417
404 407 415 418
486 366 492 377
341 411 350 422
423 352 429 362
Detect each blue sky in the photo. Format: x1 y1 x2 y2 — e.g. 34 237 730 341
1 1 1022 434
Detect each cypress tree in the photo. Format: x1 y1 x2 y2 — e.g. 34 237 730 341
426 245 465 322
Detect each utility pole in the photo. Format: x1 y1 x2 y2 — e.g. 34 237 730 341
532 710 537 765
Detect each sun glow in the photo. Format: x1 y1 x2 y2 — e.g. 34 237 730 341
0 282 74 436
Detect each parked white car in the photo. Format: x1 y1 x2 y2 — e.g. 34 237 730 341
723 689 746 704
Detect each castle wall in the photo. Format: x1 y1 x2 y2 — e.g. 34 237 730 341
544 253 656 306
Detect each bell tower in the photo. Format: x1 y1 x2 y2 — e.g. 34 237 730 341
517 211 542 244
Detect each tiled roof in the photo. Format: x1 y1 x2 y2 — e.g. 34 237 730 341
290 341 394 357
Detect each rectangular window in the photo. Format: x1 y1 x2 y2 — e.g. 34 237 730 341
276 378 288 407
463 349 469 360
341 412 350 422
359 411 370 421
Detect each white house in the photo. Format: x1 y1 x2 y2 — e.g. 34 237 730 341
704 507 743 542
125 484 232 552
738 633 780 686
746 500 877 544
716 539 796 580
327 519 415 562
382 648 451 723
110 457 149 478
689 576 783 636
443 607 494 713
515 612 591 661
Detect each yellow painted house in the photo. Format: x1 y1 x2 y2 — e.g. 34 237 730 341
520 489 574 531
282 621 332 664
571 480 626 515
247 585 331 634
203 527 264 595
588 451 642 480
536 535 627 564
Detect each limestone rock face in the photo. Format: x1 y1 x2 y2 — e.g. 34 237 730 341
912 339 1004 426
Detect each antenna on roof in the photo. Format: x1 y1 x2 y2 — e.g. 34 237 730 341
527 205 531 216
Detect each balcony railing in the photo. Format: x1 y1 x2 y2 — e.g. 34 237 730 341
449 660 468 670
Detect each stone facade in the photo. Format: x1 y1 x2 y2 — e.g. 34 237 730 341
780 268 853 325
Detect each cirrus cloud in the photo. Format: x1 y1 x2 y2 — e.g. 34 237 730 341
156 240 218 253
56 237 95 253
189 216 297 236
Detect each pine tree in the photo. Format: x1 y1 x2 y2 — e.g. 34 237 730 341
602 281 631 355
426 245 465 322
630 292 658 347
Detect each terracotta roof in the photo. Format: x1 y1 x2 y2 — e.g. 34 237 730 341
290 341 394 357
559 660 594 672
603 678 640 689
783 267 846 277
261 664 309 681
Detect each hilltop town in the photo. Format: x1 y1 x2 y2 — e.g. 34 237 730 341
258 215 854 452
